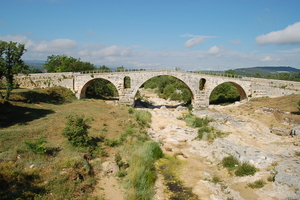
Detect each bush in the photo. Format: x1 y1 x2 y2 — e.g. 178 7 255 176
235 162 257 177
61 115 93 147
24 135 47 154
125 141 163 200
135 110 152 127
247 179 266 189
222 155 239 170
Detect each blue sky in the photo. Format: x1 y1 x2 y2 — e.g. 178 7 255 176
1 0 300 71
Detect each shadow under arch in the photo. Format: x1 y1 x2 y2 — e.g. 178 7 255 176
133 74 194 108
209 81 248 105
79 78 119 100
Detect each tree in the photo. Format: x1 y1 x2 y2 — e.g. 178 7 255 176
43 54 96 72
0 40 28 101
98 65 112 72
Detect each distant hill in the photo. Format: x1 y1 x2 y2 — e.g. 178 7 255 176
234 66 300 77
25 60 45 70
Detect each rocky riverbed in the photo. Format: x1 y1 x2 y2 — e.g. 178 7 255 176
138 89 300 200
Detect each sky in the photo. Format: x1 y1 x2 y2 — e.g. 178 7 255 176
1 0 300 71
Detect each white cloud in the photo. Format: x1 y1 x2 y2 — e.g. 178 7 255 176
0 34 77 54
208 46 220 55
230 39 242 44
277 48 300 53
260 56 281 62
31 39 77 53
256 22 300 45
181 34 216 48
184 37 206 48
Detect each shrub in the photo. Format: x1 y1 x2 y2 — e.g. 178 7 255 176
222 155 239 170
24 135 47 154
135 110 152 127
61 115 93 147
235 162 257 177
247 179 266 189
125 141 163 200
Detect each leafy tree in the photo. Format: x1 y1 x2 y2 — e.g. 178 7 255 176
225 69 236 75
43 54 96 72
0 40 28 101
116 66 127 72
98 65 112 72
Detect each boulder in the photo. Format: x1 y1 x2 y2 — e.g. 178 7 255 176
290 125 300 138
101 161 119 176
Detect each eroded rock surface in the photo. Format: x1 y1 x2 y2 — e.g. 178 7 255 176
139 91 300 199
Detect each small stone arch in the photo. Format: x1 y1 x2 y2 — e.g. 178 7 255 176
78 78 119 99
199 78 206 90
124 76 131 88
208 81 248 104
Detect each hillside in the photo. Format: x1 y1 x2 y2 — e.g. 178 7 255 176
234 66 300 76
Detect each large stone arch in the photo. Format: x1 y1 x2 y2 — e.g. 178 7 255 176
130 73 196 104
208 81 248 104
77 77 120 99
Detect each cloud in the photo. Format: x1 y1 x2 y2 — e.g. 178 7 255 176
208 46 220 55
31 39 77 52
184 37 206 48
86 29 96 35
230 39 242 44
276 48 300 53
256 22 300 45
181 34 216 48
0 34 77 53
260 56 281 62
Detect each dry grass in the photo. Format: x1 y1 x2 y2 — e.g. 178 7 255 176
221 94 300 129
0 88 148 199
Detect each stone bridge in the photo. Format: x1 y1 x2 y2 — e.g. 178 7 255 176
16 70 300 109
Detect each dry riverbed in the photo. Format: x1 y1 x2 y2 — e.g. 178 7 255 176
138 89 300 200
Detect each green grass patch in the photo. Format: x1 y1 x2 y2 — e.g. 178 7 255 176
247 179 266 189
222 155 257 176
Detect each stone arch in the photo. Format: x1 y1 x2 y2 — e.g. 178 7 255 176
78 78 119 99
208 81 248 104
131 74 195 103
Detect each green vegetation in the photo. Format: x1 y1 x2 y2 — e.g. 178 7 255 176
0 40 28 101
143 75 191 104
247 179 266 189
61 115 93 147
24 135 47 154
183 114 228 141
125 141 163 199
235 162 257 176
221 155 239 170
86 79 118 99
0 87 163 199
135 110 152 127
222 155 257 176
210 83 240 105
43 54 96 72
157 155 199 200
